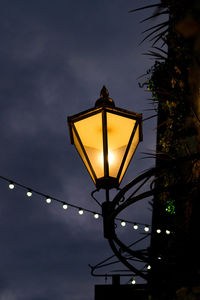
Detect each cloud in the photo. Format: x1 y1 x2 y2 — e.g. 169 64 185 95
0 0 156 299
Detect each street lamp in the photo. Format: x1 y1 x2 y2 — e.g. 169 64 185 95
68 86 142 191
68 86 144 288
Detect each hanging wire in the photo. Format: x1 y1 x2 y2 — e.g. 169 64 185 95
0 174 153 227
0 175 101 216
0 174 173 234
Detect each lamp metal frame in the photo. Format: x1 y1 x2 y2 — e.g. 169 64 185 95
68 103 142 190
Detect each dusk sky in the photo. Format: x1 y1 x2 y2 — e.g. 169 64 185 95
0 1 158 299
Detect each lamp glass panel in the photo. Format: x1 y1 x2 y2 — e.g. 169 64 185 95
74 112 104 179
72 127 96 183
119 124 140 183
106 112 136 178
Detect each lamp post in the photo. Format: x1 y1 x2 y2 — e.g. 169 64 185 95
68 86 142 238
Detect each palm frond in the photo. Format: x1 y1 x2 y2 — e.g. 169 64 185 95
143 114 158 122
142 21 169 34
150 29 168 46
153 46 168 55
129 4 162 13
144 108 158 111
160 40 167 48
140 10 169 23
138 81 149 88
140 151 157 158
136 73 149 80
139 23 168 45
142 50 166 60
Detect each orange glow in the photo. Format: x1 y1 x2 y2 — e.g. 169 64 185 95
99 151 115 167
68 102 142 189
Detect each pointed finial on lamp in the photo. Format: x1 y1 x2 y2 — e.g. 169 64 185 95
100 85 109 98
95 85 115 107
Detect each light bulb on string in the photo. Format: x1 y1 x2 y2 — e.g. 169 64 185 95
166 230 171 235
46 197 51 204
131 278 136 285
63 204 68 210
147 265 151 270
2 176 165 229
9 182 15 189
94 213 99 219
121 221 126 227
79 209 84 215
27 190 32 197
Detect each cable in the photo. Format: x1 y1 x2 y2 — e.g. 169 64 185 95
0 174 172 234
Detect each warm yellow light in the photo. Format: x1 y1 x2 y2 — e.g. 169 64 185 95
100 151 115 166
73 113 104 179
108 151 115 165
68 86 143 189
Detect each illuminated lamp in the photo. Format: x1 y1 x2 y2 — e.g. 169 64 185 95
68 86 142 189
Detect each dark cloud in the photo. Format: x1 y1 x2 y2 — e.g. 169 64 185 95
0 0 157 299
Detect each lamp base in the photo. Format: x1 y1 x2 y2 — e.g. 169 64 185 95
96 177 119 190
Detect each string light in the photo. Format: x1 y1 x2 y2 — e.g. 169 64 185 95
131 278 136 285
46 197 51 204
27 190 32 197
0 175 177 235
4 174 174 275
63 204 68 210
147 265 151 270
9 182 15 189
121 221 126 227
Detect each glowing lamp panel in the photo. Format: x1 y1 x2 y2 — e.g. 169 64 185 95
119 125 140 183
74 112 104 179
72 127 96 183
106 112 137 178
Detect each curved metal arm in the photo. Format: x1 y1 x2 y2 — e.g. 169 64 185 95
100 154 200 281
108 238 148 280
